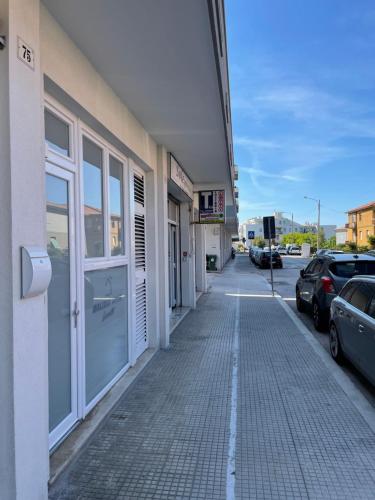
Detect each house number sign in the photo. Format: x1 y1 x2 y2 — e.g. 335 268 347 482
17 37 35 70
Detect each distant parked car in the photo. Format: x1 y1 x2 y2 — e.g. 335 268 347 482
330 276 375 386
277 246 287 255
316 249 345 256
367 250 375 257
296 253 375 331
249 246 260 263
288 246 301 255
255 250 283 269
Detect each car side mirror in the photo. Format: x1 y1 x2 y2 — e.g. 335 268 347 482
300 269 305 278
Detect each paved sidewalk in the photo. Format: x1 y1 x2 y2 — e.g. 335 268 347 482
50 255 375 499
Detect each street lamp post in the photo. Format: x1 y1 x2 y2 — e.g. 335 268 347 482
304 196 321 252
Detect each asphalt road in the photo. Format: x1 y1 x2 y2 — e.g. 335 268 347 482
246 253 375 408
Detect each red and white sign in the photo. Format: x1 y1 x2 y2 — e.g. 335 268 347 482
199 190 225 224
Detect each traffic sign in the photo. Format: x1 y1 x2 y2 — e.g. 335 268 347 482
263 216 276 239
248 230 255 239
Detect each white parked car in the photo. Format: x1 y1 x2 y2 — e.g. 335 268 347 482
277 246 287 255
288 246 301 255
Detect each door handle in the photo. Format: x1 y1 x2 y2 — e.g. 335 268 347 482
358 324 365 334
72 301 80 328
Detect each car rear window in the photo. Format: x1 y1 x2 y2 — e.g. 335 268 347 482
330 261 375 278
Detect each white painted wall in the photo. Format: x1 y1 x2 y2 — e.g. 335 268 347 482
156 146 170 347
222 228 233 265
336 229 347 245
195 224 207 293
40 4 158 173
0 1 15 498
206 224 221 270
1 1 49 499
180 203 195 307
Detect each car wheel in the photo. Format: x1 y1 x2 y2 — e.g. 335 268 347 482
313 300 327 332
329 323 344 364
296 288 305 312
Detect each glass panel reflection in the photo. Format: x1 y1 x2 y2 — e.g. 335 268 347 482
46 174 72 431
83 137 104 258
45 109 70 157
109 156 124 256
85 266 128 403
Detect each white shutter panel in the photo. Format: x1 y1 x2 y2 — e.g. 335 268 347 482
132 170 148 357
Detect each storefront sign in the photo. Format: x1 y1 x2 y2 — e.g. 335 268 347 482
169 154 193 200
199 190 225 224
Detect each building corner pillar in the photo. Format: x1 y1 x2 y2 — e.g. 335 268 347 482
0 0 49 498
156 146 170 348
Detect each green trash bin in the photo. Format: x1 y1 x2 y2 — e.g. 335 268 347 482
206 254 217 271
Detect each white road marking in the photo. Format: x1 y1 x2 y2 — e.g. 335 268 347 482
226 293 274 298
226 292 240 500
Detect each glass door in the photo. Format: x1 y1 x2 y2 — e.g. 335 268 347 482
46 165 78 448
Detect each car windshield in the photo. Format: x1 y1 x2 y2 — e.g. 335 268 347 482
330 261 375 278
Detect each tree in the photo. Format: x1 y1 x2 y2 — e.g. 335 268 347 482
322 236 336 249
368 235 375 249
253 237 265 248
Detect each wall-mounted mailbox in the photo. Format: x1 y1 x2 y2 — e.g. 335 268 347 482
21 246 52 298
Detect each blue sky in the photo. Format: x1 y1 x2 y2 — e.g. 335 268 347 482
226 0 375 227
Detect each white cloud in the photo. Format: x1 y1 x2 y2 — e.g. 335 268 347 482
234 137 281 150
241 167 301 182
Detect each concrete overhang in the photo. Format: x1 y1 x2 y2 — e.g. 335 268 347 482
42 0 234 204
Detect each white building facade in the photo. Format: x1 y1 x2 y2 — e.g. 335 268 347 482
240 213 337 246
0 1 237 498
336 227 348 245
241 212 304 245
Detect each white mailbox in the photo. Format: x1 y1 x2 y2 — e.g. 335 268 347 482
21 246 52 298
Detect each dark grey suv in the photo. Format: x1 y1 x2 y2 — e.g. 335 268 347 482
296 254 375 331
330 276 375 386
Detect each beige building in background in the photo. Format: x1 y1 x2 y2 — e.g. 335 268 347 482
346 201 375 245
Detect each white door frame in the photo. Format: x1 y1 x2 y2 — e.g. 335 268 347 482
46 163 79 449
168 223 179 308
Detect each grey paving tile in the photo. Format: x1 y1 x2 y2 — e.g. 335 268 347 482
50 257 375 500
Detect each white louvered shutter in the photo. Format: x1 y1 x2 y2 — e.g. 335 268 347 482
132 170 148 357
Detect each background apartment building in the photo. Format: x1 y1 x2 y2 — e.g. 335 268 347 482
240 212 336 245
0 1 237 499
346 201 375 245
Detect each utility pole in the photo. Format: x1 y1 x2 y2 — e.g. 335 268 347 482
317 199 321 252
304 196 321 252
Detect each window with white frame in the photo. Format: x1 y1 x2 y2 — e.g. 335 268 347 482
44 108 71 158
44 98 133 427
83 137 105 258
81 132 129 408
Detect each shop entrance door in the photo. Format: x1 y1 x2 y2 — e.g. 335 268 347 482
169 223 178 308
46 164 78 448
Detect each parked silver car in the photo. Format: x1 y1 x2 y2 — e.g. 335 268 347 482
330 276 375 385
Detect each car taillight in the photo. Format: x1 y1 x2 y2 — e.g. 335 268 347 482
321 276 335 293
